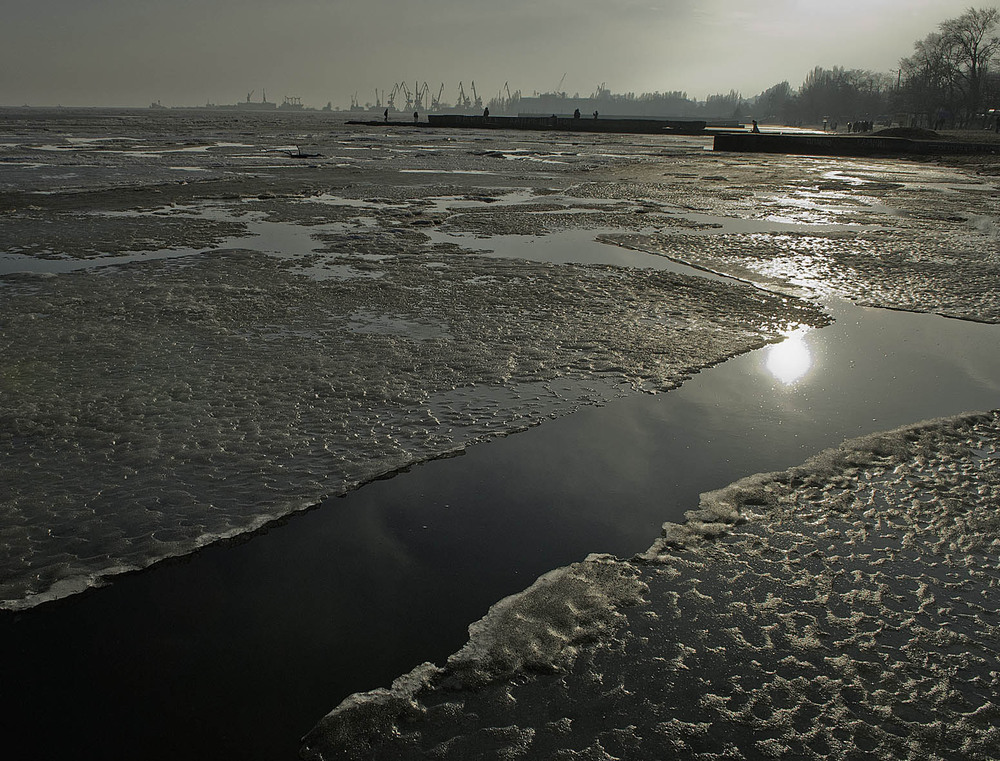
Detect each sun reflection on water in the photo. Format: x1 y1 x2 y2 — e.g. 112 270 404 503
766 328 813 385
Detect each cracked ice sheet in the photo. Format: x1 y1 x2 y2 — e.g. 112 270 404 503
0 245 825 609
303 409 1000 761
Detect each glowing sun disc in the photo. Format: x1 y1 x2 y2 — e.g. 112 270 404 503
766 330 812 385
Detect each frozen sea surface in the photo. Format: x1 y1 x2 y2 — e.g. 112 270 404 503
1 110 999 760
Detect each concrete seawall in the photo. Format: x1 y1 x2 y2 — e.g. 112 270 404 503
714 132 999 157
348 115 708 134
430 114 707 134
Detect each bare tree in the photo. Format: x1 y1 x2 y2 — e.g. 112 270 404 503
797 66 891 124
755 81 797 124
901 7 1000 126
901 32 960 126
941 7 1000 122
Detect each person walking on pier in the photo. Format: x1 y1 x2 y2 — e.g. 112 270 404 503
384 108 388 122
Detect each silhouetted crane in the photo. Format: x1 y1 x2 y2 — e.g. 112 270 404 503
457 82 471 110
414 82 430 112
399 81 413 112
386 83 401 112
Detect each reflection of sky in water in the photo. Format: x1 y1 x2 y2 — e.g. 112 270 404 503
427 228 745 288
672 208 874 236
0 208 337 275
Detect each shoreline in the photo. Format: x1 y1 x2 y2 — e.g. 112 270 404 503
714 130 1000 157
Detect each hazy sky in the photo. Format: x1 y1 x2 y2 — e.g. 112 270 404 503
0 0 983 108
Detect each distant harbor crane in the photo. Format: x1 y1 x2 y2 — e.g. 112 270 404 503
456 82 471 110
399 81 413 112
414 82 430 112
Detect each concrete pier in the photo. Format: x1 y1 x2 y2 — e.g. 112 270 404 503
348 114 708 134
713 132 999 157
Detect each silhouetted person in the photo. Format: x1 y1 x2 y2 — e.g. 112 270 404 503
483 107 489 118
573 108 581 119
751 120 760 133
413 111 418 122
384 108 388 122
593 111 598 119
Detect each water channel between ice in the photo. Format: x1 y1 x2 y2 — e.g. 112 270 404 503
3 213 999 761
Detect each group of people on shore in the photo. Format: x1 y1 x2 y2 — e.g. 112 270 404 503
846 120 874 133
